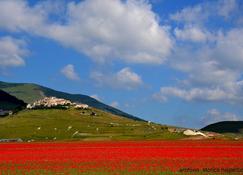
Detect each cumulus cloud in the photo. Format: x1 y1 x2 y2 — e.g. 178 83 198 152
0 36 28 68
61 64 80 81
170 5 207 25
154 38 243 103
50 0 172 64
0 0 48 34
116 67 143 89
155 31 243 103
214 29 243 70
156 0 243 104
91 67 143 90
0 0 173 64
154 86 243 102
174 26 208 42
201 109 240 126
170 0 238 24
170 0 239 44
169 45 241 87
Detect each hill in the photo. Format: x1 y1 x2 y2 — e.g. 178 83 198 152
0 90 26 111
201 121 243 134
0 108 184 141
0 81 142 121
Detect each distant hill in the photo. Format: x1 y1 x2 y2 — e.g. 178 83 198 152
201 121 243 134
0 81 142 121
0 90 26 111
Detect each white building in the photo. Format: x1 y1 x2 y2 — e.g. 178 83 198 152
183 129 207 137
74 104 89 109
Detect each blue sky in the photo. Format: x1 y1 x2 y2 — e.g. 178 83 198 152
0 0 243 128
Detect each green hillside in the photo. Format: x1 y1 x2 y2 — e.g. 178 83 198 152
0 81 142 121
0 108 184 141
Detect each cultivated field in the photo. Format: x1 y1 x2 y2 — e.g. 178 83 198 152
0 140 243 174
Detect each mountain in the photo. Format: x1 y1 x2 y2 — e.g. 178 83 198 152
201 121 243 134
0 81 142 121
0 90 26 111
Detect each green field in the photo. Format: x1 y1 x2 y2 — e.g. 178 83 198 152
0 108 184 141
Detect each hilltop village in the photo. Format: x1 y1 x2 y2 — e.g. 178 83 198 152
0 97 90 117
27 97 89 110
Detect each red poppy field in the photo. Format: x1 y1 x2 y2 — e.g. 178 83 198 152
0 140 243 174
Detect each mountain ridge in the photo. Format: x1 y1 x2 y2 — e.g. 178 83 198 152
0 81 143 121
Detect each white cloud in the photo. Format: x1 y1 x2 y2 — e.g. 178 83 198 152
110 101 119 108
0 0 48 34
0 36 28 68
202 109 240 126
214 29 243 70
154 41 243 103
170 46 241 87
154 86 242 102
170 0 240 44
167 1 243 105
174 26 208 42
170 5 207 25
61 64 80 81
90 94 101 101
169 0 240 48
116 67 143 89
157 22 243 104
49 0 172 64
170 0 238 24
91 67 143 90
0 0 173 65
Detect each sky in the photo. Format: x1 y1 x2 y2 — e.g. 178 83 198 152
0 0 243 128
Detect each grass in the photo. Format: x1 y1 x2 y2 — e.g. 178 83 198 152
0 83 44 104
0 108 184 141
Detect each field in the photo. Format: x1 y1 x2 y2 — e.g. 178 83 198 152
0 140 243 174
